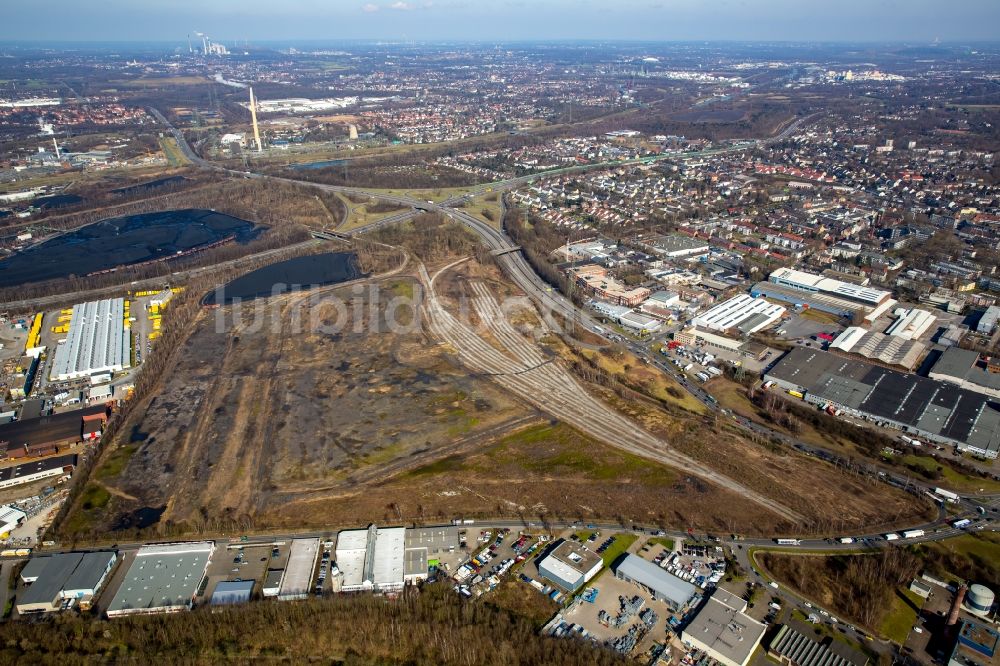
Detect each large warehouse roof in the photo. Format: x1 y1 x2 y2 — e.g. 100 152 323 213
106 542 213 616
279 538 320 600
765 348 1000 457
50 298 131 381
769 267 891 306
615 554 697 608
830 327 926 370
692 294 785 335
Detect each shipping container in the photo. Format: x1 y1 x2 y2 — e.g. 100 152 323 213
901 530 925 539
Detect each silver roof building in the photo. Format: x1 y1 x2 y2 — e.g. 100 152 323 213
614 554 698 610
682 589 767 666
106 542 214 617
50 298 131 381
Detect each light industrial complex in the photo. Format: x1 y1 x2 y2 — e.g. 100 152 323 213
753 267 895 320
105 542 214 617
336 524 440 593
691 294 786 335
50 298 131 381
765 348 1000 458
536 540 603 592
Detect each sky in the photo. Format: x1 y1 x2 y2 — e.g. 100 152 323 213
1 0 998 43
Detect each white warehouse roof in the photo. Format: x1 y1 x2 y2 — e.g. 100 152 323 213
50 298 131 382
692 294 785 334
885 308 936 340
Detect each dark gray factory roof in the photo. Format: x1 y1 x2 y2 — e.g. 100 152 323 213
765 348 1000 455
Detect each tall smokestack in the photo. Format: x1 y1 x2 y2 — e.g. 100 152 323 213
248 87 263 152
52 137 60 160
948 584 967 626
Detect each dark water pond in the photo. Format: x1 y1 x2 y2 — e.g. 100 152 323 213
203 252 362 305
0 208 262 288
290 159 348 170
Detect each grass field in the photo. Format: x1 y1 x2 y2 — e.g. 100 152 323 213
462 193 503 230
596 533 638 567
575 347 707 415
336 198 410 232
880 588 923 644
896 454 1000 493
158 137 191 166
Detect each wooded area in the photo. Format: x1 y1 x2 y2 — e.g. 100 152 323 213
0 584 623 665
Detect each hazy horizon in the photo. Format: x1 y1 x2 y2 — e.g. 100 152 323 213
2 0 998 44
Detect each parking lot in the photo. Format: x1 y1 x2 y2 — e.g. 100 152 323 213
200 542 289 602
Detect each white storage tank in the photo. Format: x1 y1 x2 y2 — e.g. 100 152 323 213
966 584 995 615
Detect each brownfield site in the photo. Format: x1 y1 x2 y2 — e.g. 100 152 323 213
65 247 934 539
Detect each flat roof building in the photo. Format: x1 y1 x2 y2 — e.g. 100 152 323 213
50 298 131 382
0 453 77 490
614 554 698 611
537 541 603 592
17 551 117 614
768 267 892 307
338 525 406 594
262 569 284 597
210 580 255 606
692 294 785 335
765 348 1000 459
682 589 767 666
949 619 999 666
642 234 710 258
106 542 214 617
338 525 434 594
278 538 320 601
929 347 1000 400
569 264 651 307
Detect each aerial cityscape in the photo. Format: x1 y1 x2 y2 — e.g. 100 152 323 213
0 0 998 663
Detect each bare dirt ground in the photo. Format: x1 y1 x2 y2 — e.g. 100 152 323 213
97 275 529 532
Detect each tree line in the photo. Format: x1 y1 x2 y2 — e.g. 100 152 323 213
0 583 625 665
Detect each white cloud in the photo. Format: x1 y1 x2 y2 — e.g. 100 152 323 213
361 3 379 11
389 1 412 9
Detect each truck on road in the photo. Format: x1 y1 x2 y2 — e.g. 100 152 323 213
902 529 925 539
838 537 855 544
883 533 900 541
951 519 972 529
775 538 802 546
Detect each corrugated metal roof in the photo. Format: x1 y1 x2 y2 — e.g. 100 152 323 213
615 554 696 606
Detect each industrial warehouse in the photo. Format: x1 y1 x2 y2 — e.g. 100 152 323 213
105 542 214 617
0 454 77 490
765 348 1000 458
691 294 786 335
681 589 766 666
752 267 896 321
50 297 131 382
537 540 603 592
613 554 699 612
336 524 446 593
17 551 117 613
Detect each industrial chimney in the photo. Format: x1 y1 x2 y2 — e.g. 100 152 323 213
948 584 968 626
248 87 263 152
